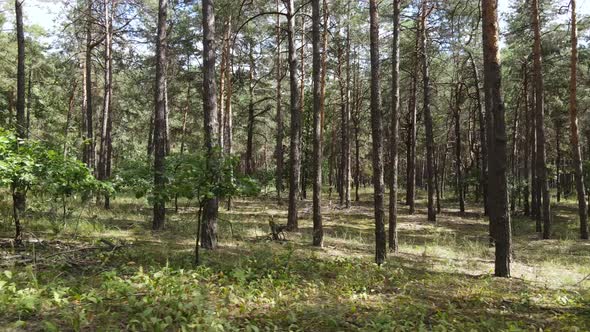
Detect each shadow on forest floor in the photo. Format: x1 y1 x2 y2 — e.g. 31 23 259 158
0 190 589 330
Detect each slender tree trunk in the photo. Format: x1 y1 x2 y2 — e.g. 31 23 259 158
406 20 420 214
201 0 219 248
152 0 168 230
287 0 302 231
468 51 488 215
523 62 530 216
421 0 436 222
246 41 255 175
84 0 95 172
532 0 551 239
388 0 400 253
569 0 588 239
454 84 465 214
64 82 77 157
13 0 26 243
275 2 284 205
311 0 323 247
482 0 511 278
369 0 386 265
342 3 351 208
556 123 561 202
99 0 114 209
26 68 31 137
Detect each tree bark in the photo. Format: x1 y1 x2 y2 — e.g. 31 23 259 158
286 0 302 231
275 1 284 204
421 0 436 222
14 0 26 243
388 0 400 253
201 0 219 248
152 0 168 230
84 0 96 171
98 0 114 209
311 0 323 247
531 0 551 239
482 0 511 277
569 0 588 239
467 51 488 216
369 0 386 265
406 18 420 214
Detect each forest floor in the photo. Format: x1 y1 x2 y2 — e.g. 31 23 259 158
1 190 589 331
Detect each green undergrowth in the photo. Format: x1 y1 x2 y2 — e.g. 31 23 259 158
1 192 589 331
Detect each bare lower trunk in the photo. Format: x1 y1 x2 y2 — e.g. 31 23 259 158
201 0 219 248
388 0 400 253
421 1 436 222
369 0 386 265
152 0 168 230
569 0 588 239
311 0 323 247
532 0 551 239
483 0 511 277
286 0 302 231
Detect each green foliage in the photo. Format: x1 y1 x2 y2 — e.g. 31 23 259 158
115 151 261 206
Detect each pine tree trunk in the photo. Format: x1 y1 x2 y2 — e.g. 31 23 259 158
523 63 530 216
531 0 551 239
311 0 323 247
14 0 26 243
388 0 400 253
99 0 114 209
84 0 95 171
286 0 301 231
482 0 511 278
152 0 168 230
406 19 420 214
201 0 219 248
369 0 386 265
275 1 284 204
421 0 436 222
569 0 589 239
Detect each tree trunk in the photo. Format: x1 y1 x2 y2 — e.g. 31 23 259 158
84 0 95 172
482 0 511 278
406 19 420 214
531 0 551 239
14 0 26 243
569 0 589 239
201 0 219 248
275 1 284 205
286 0 302 231
523 63 530 216
246 40 255 176
454 83 465 214
468 51 488 216
388 0 400 253
311 0 323 247
152 0 168 230
99 0 114 209
421 0 436 222
369 0 386 265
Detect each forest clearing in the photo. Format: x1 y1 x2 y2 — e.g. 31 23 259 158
2 0 590 330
